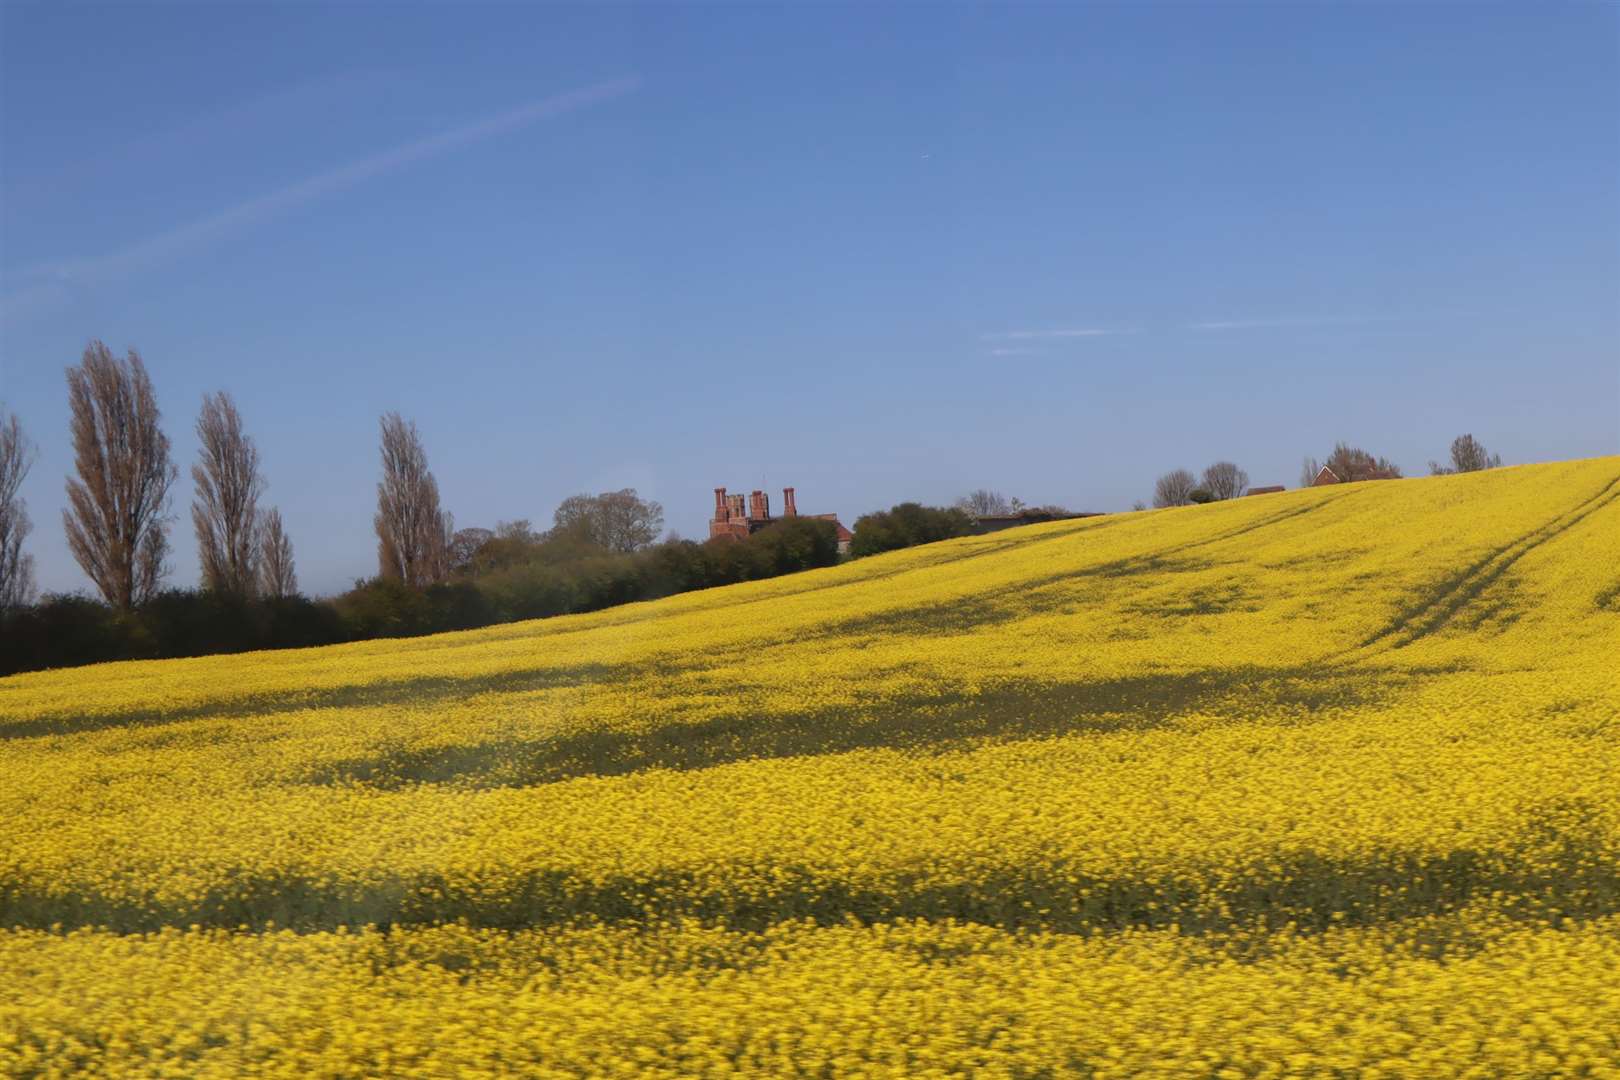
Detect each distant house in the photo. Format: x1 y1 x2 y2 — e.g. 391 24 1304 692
968 509 1103 535
1312 466 1340 486
709 486 853 555
1245 485 1286 496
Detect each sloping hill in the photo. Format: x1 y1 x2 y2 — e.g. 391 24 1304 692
3 457 1619 1076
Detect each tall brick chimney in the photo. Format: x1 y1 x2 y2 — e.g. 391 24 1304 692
714 487 728 523
749 489 769 522
783 487 797 517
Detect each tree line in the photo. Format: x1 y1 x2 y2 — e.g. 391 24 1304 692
0 342 841 675
0 342 1518 674
1146 436 1504 509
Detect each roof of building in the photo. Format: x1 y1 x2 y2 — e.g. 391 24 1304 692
808 513 854 542
1246 485 1286 496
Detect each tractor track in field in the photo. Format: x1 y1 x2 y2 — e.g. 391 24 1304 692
1360 473 1620 652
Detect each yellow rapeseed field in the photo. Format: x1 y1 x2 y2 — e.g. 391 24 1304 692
2 457 1618 1077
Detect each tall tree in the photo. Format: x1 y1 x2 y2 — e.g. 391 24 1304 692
1152 469 1197 508
1300 456 1322 487
258 507 298 599
63 342 177 609
374 412 451 587
552 489 664 552
1201 461 1250 500
1430 433 1502 475
0 409 37 610
191 392 264 595
1323 442 1402 482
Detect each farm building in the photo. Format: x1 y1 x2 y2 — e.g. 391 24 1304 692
710 486 853 555
969 509 1103 535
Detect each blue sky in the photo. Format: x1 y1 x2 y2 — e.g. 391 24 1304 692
2 2 1616 597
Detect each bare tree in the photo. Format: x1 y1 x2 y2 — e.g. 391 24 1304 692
63 342 177 609
1152 469 1197 508
597 489 662 551
257 506 297 598
0 409 37 610
1430 433 1502 475
1324 442 1402 482
1300 456 1322 487
374 412 451 587
191 392 264 595
954 489 1017 519
552 489 664 552
1201 461 1250 501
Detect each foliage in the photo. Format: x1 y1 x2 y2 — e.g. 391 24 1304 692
0 589 344 676
470 517 840 621
374 412 451 588
0 515 842 676
62 342 178 610
1200 460 1248 500
257 507 297 599
447 526 494 576
552 489 664 553
1431 432 1503 475
1324 441 1403 482
1301 455 1322 487
2 458 1618 1074
953 489 1021 519
849 502 974 557
1151 468 1196 508
190 392 264 596
0 409 35 610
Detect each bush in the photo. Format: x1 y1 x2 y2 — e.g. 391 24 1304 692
8 515 846 675
0 589 347 678
747 517 841 575
330 577 434 639
850 503 974 558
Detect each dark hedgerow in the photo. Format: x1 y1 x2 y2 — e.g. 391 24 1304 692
0 518 842 676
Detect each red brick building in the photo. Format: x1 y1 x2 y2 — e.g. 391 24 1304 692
710 486 853 554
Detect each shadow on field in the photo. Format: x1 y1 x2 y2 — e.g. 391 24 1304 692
808 494 1352 643
0 662 629 742
4 493 1356 744
297 665 1407 792
4 798 1612 938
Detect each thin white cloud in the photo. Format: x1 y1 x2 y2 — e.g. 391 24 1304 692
986 347 1040 356
980 328 1133 341
4 77 639 318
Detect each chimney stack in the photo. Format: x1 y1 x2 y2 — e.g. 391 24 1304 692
714 487 728 523
749 489 770 521
783 487 797 516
